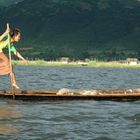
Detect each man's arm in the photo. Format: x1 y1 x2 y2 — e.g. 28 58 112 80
10 45 28 62
0 23 10 41
16 51 28 62
0 32 8 41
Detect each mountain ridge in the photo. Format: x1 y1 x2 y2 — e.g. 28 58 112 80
0 0 23 7
1 0 140 60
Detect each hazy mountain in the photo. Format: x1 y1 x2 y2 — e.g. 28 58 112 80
0 0 23 7
1 0 140 60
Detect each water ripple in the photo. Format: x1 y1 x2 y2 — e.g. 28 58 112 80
0 67 140 139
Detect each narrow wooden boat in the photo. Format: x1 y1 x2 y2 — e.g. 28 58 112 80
0 88 140 101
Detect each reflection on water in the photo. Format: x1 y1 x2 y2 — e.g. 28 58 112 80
0 106 22 119
0 105 22 135
0 124 18 135
0 66 140 139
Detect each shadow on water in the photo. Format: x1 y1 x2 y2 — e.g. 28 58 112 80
0 104 22 135
93 137 116 140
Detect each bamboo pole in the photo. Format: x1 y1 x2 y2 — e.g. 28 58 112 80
7 25 15 99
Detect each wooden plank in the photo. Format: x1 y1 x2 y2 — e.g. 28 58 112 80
0 89 140 101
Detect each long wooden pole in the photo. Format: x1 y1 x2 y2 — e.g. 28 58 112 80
8 31 15 99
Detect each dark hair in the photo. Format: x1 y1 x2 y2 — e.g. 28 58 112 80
11 28 21 37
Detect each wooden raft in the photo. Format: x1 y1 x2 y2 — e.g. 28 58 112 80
0 88 140 101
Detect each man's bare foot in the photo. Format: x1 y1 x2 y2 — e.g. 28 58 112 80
12 84 20 89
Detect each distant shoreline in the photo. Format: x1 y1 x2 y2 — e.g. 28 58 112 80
12 60 140 68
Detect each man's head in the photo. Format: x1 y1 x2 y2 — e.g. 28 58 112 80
11 28 21 42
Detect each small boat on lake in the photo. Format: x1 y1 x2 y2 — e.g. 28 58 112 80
0 88 140 101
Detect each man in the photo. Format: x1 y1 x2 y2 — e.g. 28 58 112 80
0 24 27 89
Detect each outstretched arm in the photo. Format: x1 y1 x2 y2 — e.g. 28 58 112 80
16 51 28 62
0 23 10 41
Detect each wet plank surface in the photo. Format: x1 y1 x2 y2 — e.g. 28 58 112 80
0 89 140 101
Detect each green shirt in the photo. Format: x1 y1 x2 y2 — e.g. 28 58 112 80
2 35 17 54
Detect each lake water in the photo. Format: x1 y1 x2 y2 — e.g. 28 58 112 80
0 66 140 140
